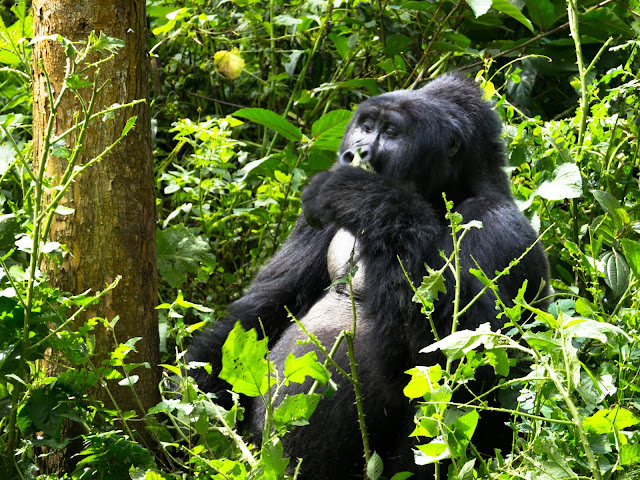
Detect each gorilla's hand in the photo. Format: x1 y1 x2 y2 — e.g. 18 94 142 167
302 166 383 230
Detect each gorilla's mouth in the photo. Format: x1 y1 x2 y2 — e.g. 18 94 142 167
348 149 375 172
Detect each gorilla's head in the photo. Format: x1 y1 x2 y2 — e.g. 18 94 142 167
338 75 509 203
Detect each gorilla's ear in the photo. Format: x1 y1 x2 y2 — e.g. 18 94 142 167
448 134 461 158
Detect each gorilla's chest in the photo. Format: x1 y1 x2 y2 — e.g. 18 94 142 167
327 228 366 299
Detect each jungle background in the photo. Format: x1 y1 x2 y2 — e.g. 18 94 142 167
1 0 640 479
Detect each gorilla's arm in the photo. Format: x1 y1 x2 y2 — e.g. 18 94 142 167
187 219 337 397
302 166 446 360
454 195 549 315
302 166 548 363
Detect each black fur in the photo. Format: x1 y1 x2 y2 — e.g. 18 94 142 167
187 74 549 479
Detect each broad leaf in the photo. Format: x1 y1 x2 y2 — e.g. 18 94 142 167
310 110 352 151
258 438 290 480
220 322 272 397
421 323 501 361
156 226 212 288
584 406 640 434
234 108 302 142
273 393 321 428
621 239 640 279
535 163 582 201
525 0 555 30
492 0 534 32
283 351 329 385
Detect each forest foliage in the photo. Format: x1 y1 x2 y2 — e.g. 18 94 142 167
1 0 640 478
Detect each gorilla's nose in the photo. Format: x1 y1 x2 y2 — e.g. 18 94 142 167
340 145 371 166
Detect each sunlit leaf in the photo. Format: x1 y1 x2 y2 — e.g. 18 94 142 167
535 163 582 200
283 351 329 385
273 393 321 428
465 0 492 17
220 322 272 397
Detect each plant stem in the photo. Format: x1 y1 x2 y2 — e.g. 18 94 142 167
345 246 371 472
345 333 371 470
567 0 588 149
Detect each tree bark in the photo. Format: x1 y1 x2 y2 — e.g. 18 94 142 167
32 0 159 471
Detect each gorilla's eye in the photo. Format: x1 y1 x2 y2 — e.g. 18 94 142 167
358 116 375 134
385 126 398 138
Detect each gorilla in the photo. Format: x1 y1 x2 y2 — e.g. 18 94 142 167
187 74 549 478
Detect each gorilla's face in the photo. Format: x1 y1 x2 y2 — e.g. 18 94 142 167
338 107 413 174
337 89 463 200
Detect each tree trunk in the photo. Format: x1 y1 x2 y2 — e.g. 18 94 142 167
31 0 159 471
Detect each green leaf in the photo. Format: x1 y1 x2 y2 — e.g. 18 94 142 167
234 108 302 142
412 416 439 438
390 472 415 480
22 388 66 437
485 348 510 376
273 393 321 428
283 351 329 385
469 267 491 288
337 78 381 95
65 74 93 90
404 365 442 399
525 0 555 30
564 317 630 344
450 409 479 440
0 214 20 249
620 443 640 466
310 110 352 151
413 266 447 304
621 239 640 279
367 451 384 480
51 146 70 159
602 250 629 298
385 33 412 57
121 116 137 138
403 374 431 400
258 438 290 480
465 0 492 17
220 322 272 397
592 189 622 218
458 459 477 480
87 31 126 55
581 8 634 40
156 226 212 288
535 163 582 201
583 406 640 434
447 409 479 457
416 440 448 463
400 1 434 11
421 323 500 361
492 0 534 32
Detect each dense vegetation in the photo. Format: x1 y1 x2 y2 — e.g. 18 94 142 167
1 0 640 478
